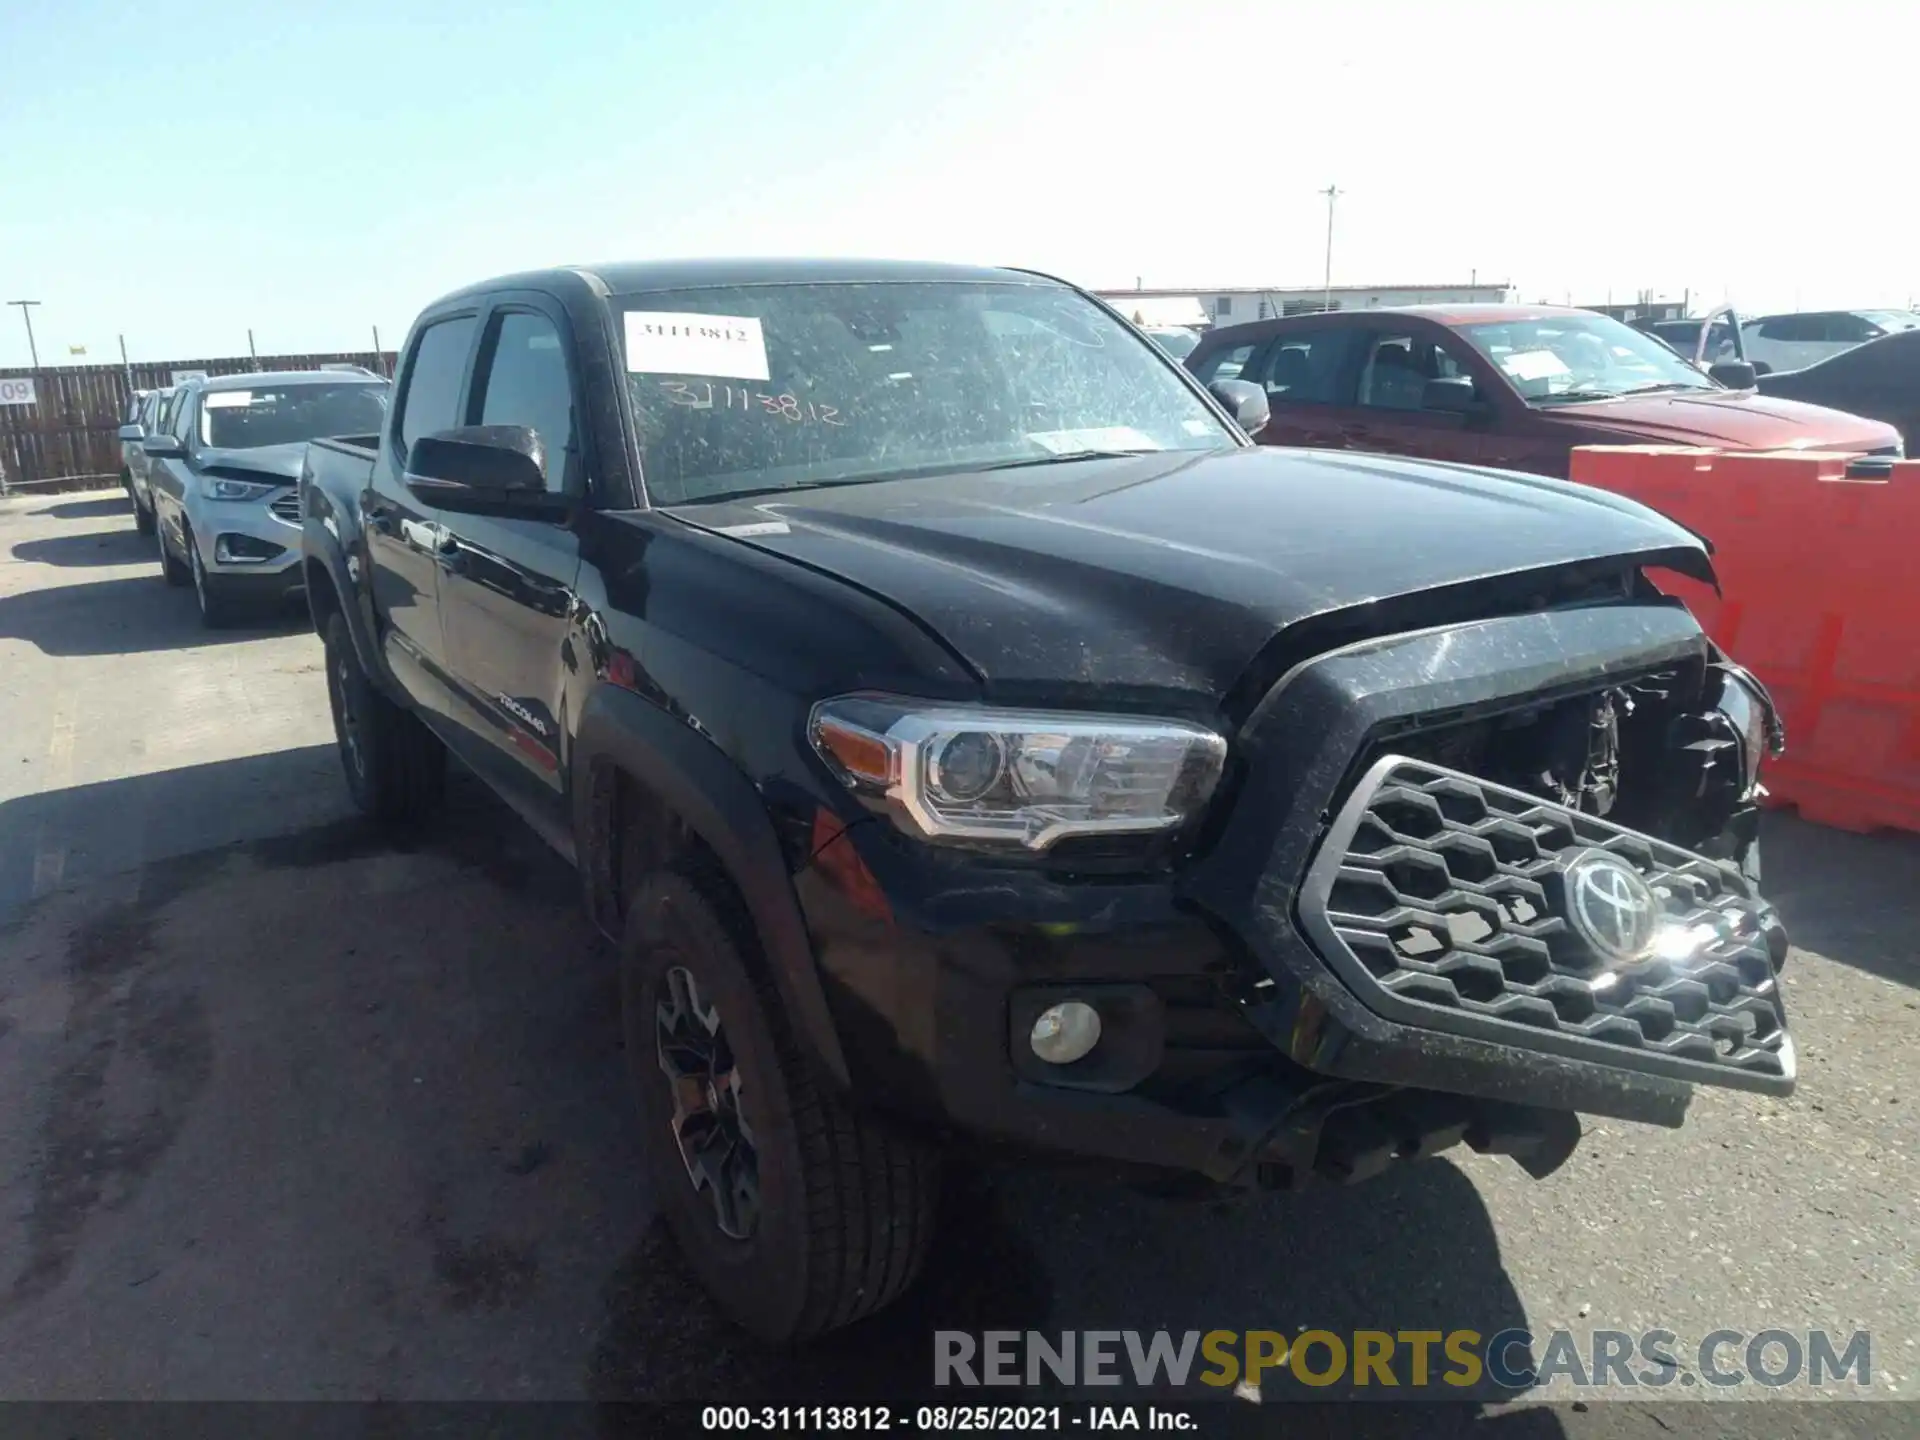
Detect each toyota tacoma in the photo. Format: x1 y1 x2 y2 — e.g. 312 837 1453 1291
299 259 1792 1343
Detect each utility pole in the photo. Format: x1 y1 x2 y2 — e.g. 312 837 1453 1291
7 300 42 368
119 334 133 397
372 324 382 373
1320 185 1342 313
247 328 258 362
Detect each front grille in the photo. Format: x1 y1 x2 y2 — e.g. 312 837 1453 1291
269 491 301 522
1294 756 1792 1092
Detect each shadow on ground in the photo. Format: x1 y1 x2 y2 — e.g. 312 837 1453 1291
0 573 308 657
9 529 157 568
37 495 133 522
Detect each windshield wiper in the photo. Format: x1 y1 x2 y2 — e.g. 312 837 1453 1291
1614 381 1714 396
1534 389 1623 403
975 447 1170 472
679 477 889 505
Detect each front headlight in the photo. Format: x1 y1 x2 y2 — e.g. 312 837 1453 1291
1711 665 1783 796
809 696 1227 852
204 476 277 501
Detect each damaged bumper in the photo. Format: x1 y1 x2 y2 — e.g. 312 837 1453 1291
800 600 1793 1188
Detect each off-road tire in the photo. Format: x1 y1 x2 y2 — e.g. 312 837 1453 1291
622 870 939 1342
323 612 446 826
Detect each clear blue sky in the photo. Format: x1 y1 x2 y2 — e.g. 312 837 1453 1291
1 0 1911 367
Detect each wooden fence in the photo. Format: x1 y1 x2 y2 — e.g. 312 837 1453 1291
0 351 396 494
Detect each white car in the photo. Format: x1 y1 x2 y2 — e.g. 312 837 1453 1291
1738 309 1920 375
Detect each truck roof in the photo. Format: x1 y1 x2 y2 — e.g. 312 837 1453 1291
428 258 1065 308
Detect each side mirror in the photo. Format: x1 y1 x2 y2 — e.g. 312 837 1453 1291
118 423 145 442
1207 378 1270 436
405 425 566 515
1422 376 1481 415
1709 361 1758 390
142 434 185 459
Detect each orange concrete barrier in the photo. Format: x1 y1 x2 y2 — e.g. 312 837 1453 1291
1570 445 1920 837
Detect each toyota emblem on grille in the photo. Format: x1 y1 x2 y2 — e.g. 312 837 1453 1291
1563 850 1659 962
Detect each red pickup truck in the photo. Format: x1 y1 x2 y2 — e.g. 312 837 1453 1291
1184 304 1902 475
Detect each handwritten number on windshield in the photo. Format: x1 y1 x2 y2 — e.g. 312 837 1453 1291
659 380 845 426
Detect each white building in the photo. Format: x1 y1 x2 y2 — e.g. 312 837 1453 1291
1097 281 1514 328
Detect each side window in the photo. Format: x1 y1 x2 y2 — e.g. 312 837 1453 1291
1826 314 1879 344
471 310 575 493
1356 333 1476 413
1759 315 1814 343
170 391 197 443
1192 343 1256 384
396 316 478 460
1251 328 1356 404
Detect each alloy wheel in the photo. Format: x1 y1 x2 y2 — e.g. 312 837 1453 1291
655 964 759 1240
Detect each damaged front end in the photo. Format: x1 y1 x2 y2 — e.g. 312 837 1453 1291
1180 595 1796 1191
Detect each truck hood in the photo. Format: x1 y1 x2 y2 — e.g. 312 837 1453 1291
194 441 308 483
662 446 1713 700
1535 388 1898 450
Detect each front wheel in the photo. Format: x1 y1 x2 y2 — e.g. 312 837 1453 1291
323 612 446 825
622 872 938 1342
156 510 190 586
132 490 156 536
188 530 241 628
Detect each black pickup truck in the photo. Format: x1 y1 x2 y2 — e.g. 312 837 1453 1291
300 259 1792 1342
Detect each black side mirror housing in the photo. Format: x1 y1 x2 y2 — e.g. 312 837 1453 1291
1207 378 1270 436
141 434 185 459
1422 376 1481 415
405 425 568 516
1709 360 1759 389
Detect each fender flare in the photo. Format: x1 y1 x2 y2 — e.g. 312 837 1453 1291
301 516 393 696
573 683 850 1089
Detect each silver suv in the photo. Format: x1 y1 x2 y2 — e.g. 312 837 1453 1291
116 386 176 535
145 370 390 626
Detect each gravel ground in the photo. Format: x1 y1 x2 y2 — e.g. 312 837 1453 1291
0 488 1913 1432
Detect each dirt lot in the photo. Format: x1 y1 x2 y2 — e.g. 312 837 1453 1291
0 488 1914 1424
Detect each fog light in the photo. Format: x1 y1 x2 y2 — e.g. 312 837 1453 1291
1029 1001 1101 1065
215 533 284 564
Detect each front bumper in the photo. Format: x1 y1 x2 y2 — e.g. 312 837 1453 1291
185 488 304 582
798 600 1793 1184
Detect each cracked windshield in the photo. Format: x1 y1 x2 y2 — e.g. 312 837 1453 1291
622 282 1232 504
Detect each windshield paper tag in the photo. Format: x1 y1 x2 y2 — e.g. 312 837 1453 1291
625 312 770 381
1499 350 1570 382
1029 426 1163 454
204 391 254 408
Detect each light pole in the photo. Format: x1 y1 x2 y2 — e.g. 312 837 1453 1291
7 300 43 368
1320 186 1342 313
